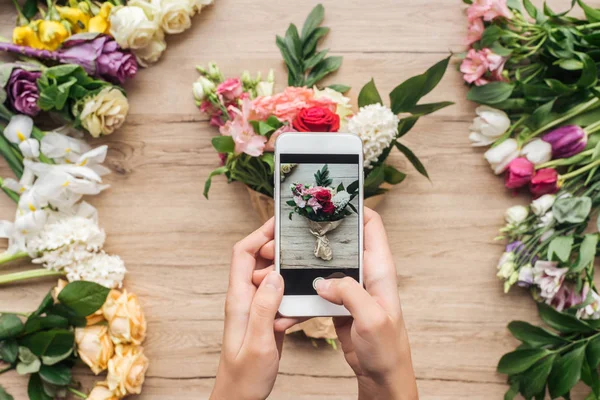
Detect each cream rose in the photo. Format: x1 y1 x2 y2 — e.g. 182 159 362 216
102 289 147 345
109 4 159 49
75 325 114 374
78 87 129 138
107 345 149 397
87 384 118 400
133 29 167 67
313 87 353 128
158 0 195 34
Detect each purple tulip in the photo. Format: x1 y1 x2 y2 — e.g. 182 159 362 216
6 68 41 117
542 125 587 159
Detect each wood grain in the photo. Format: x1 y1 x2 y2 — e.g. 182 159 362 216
0 0 594 399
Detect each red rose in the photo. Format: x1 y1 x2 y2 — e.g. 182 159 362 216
321 201 335 215
292 106 340 132
313 188 331 203
530 168 559 198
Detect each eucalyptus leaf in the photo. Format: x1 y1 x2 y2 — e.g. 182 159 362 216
553 196 592 223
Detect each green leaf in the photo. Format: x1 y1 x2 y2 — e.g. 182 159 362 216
41 347 73 366
0 385 14 400
578 0 600 22
576 52 598 88
480 25 504 47
521 353 556 398
508 321 567 347
588 335 600 369
0 314 23 340
358 79 382 108
28 374 52 400
397 116 420 138
327 84 350 93
467 82 515 105
558 59 583 71
314 164 332 187
38 364 71 386
395 142 429 179
0 339 18 364
410 101 454 115
547 236 574 263
523 0 539 18
32 291 54 318
212 136 236 153
305 56 343 87
538 303 594 333
22 315 69 336
497 348 552 375
364 165 385 192
47 304 85 328
553 196 592 224
286 199 296 207
304 49 328 71
572 234 598 273
504 380 519 400
260 153 274 174
383 165 406 185
23 0 38 20
582 356 600 397
302 27 330 59
204 166 228 199
421 56 451 98
57 281 110 317
16 358 41 375
548 343 587 398
20 329 74 358
301 4 325 41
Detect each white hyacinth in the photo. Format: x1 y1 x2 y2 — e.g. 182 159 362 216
347 104 399 169
332 191 350 210
64 252 126 289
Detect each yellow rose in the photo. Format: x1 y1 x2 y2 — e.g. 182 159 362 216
89 3 113 34
57 6 90 33
78 87 130 138
75 325 114 374
12 25 44 49
52 279 68 301
107 345 149 397
87 384 118 400
102 289 146 345
37 20 70 51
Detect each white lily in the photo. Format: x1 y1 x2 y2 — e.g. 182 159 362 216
4 115 33 144
41 132 91 162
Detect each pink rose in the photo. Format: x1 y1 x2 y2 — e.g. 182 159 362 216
251 87 336 123
467 0 513 22
217 78 243 101
466 18 484 46
220 98 266 157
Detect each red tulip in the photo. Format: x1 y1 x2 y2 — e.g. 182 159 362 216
505 157 534 189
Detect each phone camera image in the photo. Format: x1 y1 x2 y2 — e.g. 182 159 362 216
279 154 360 295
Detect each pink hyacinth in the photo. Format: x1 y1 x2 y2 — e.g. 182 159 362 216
467 0 513 22
251 87 336 123
466 18 485 46
460 48 505 86
219 98 266 157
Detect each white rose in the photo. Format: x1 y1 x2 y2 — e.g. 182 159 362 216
158 0 195 34
469 106 511 147
531 194 556 216
133 29 167 67
78 87 130 137
521 139 552 165
109 5 159 50
484 138 519 174
505 205 528 225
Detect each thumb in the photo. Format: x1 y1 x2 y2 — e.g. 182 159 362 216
244 271 284 347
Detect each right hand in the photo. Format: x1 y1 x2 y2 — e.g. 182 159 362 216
314 208 418 400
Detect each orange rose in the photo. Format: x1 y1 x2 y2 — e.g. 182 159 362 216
102 289 147 345
75 325 114 374
107 345 149 397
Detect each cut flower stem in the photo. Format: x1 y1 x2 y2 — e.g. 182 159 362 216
0 250 29 266
0 268 63 285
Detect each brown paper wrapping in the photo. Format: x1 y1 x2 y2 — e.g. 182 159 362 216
245 185 386 340
306 219 343 261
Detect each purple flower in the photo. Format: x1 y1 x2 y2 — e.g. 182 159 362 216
506 241 524 253
542 125 587 159
6 68 41 117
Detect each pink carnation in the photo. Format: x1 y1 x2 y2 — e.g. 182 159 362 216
467 0 513 22
217 78 243 101
251 87 336 123
466 18 485 46
219 98 266 157
460 48 506 86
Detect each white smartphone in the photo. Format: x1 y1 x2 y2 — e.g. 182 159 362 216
275 132 364 317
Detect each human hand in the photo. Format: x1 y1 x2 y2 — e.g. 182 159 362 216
210 218 298 400
314 208 418 400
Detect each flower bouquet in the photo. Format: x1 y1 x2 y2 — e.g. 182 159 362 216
461 0 600 397
195 4 453 224
287 164 358 261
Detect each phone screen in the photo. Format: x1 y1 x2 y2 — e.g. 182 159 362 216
279 153 360 295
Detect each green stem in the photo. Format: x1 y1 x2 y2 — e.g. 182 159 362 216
527 98 600 140
0 366 13 375
574 22 600 31
67 387 87 399
0 177 21 203
560 160 600 181
0 311 30 317
585 120 600 135
0 269 64 285
537 149 595 169
0 250 28 265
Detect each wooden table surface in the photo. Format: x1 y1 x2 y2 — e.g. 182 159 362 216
0 0 592 399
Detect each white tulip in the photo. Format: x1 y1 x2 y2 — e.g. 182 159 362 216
469 106 511 147
531 194 556 216
521 139 552 165
4 114 33 144
133 29 167 68
484 138 519 174
505 205 528 225
109 5 159 50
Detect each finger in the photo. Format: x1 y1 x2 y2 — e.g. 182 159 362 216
242 271 284 350
274 316 308 333
252 265 275 287
259 240 275 261
224 218 274 351
315 277 387 333
275 330 285 359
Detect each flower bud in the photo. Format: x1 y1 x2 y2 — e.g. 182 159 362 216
530 168 559 198
530 194 555 216
517 264 534 288
505 205 528 225
192 82 205 102
484 138 519 174
193 76 215 102
505 157 534 189
241 70 252 86
207 62 223 81
521 139 552 165
542 125 587 159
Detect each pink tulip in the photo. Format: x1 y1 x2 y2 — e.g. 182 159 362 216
467 0 513 22
466 18 485 46
505 158 534 189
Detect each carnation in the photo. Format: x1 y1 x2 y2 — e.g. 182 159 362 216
332 191 350 210
347 104 399 168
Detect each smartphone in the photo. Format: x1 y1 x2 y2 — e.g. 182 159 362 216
275 132 363 317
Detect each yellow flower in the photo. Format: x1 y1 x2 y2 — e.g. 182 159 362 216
107 345 149 397
89 3 113 34
57 6 90 33
102 289 146 344
78 87 130 138
12 25 44 49
87 384 118 400
37 20 70 51
75 325 114 374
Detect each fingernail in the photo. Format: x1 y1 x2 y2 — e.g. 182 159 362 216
315 278 330 291
265 271 281 290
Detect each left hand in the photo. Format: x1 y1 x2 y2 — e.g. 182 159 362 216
210 218 299 400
